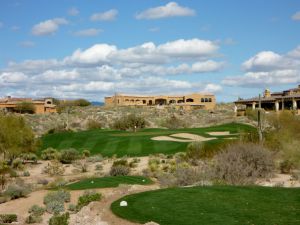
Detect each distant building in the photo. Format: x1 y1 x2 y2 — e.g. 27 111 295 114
105 93 216 110
0 96 57 114
234 84 300 114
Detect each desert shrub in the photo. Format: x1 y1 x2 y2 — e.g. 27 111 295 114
74 99 91 107
0 196 8 204
86 154 103 163
47 178 67 189
76 191 101 211
0 214 17 223
112 159 128 167
60 148 80 164
28 205 45 216
110 165 130 176
95 164 103 171
44 190 70 214
82 149 90 158
43 161 65 176
161 115 188 129
68 204 76 212
157 173 177 187
265 111 300 169
280 160 294 174
46 200 65 214
20 153 37 163
23 171 30 177
41 148 60 160
49 212 69 225
25 214 42 224
9 169 18 178
4 183 31 199
86 120 102 130
37 178 49 186
12 158 23 170
44 190 71 205
112 114 146 131
73 161 88 173
212 142 274 185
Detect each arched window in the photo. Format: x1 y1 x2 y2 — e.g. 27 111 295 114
205 98 208 102
201 98 205 102
186 98 194 102
208 98 212 102
169 100 176 104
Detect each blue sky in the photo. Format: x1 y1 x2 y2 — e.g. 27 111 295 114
1 0 300 102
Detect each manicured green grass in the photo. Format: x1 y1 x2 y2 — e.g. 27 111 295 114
40 123 254 157
66 176 153 190
111 186 300 225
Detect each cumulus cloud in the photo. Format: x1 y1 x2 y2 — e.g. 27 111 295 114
136 2 195 20
292 11 300 20
68 7 79 16
223 46 300 87
1 38 223 100
31 18 68 36
90 9 118 21
73 28 102 37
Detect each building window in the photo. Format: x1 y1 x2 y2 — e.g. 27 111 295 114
205 98 208 102
186 98 194 102
201 98 204 102
143 100 146 104
208 98 212 102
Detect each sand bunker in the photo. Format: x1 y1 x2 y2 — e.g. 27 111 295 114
151 133 216 142
207 131 236 136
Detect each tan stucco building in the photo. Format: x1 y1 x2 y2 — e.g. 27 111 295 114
0 96 57 114
105 93 216 110
234 84 300 114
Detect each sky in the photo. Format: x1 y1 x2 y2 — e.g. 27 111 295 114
1 0 300 102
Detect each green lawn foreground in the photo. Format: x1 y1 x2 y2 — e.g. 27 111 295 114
40 123 254 157
66 176 153 190
111 186 300 225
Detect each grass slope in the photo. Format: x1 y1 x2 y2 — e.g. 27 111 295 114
111 186 300 225
66 176 152 190
41 123 254 157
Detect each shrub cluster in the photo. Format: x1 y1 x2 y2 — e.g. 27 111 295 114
112 114 146 131
212 142 274 185
26 205 45 224
86 119 102 130
43 161 65 176
59 148 80 164
76 190 101 211
44 190 70 214
49 212 70 225
110 159 130 176
41 148 61 160
0 214 17 223
161 115 188 129
4 182 31 200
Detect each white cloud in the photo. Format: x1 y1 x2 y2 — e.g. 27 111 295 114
1 38 222 100
90 9 118 21
223 46 300 87
19 41 35 48
242 51 282 71
292 11 300 20
65 44 117 65
31 18 68 36
136 2 195 20
68 7 79 16
74 28 102 37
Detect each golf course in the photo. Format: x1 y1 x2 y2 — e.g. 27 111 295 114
111 186 300 225
40 123 254 157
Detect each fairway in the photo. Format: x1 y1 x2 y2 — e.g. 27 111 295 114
66 176 153 190
41 123 254 157
111 186 300 225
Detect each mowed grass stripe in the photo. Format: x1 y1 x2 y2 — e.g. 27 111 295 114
40 123 255 157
